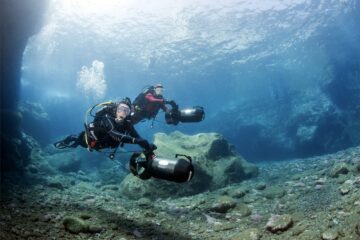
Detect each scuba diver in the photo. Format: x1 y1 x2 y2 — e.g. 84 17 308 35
53 97 194 183
131 83 205 126
54 98 156 152
131 83 177 124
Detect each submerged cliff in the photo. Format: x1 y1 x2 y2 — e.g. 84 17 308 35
0 0 49 173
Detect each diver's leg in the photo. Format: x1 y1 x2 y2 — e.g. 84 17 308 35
54 133 82 149
77 131 88 148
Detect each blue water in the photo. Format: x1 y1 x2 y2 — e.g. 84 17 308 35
20 0 360 161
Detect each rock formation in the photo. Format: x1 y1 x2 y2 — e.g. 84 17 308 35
120 131 259 199
0 0 49 173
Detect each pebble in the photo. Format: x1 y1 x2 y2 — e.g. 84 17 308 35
321 229 339 240
79 213 92 220
27 165 39 174
63 216 88 234
250 213 263 223
293 182 306 187
47 182 64 190
88 224 103 233
315 178 327 185
42 214 52 222
11 226 21 235
82 195 95 201
263 186 285 199
210 196 237 213
231 228 262 240
232 189 247 198
266 214 293 233
137 197 152 207
255 183 266 190
233 203 252 217
339 186 350 195
356 223 360 236
133 229 143 238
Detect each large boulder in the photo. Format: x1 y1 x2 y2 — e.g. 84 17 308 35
0 110 38 172
120 131 258 199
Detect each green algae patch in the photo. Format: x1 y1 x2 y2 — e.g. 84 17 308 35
63 216 89 234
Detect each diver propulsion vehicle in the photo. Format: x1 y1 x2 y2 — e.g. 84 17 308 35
165 102 205 125
129 151 194 183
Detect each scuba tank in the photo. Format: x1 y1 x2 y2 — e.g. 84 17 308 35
165 106 205 125
129 151 194 183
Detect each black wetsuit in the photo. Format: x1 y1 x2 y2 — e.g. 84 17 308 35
60 109 141 150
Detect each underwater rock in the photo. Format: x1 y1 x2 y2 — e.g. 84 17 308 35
354 162 360 173
315 178 327 185
153 131 235 159
262 186 286 199
41 213 55 223
57 158 82 173
339 185 351 195
266 214 293 233
207 138 233 160
210 88 356 161
209 196 237 213
47 181 64 190
230 187 248 198
250 213 263 223
27 164 39 174
321 229 339 240
88 224 103 233
233 203 252 217
63 216 89 234
231 228 262 240
329 163 351 178
221 157 259 184
255 182 267 190
356 222 360 236
19 101 51 146
120 131 258 199
101 185 119 191
0 109 22 137
136 197 153 208
46 151 84 175
0 110 36 172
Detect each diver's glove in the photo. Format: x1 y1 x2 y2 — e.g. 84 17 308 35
148 143 157 152
134 138 150 150
165 99 176 105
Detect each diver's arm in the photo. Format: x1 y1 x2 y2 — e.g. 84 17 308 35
128 125 156 151
146 93 169 112
161 104 168 112
145 93 164 103
103 115 150 149
128 125 140 139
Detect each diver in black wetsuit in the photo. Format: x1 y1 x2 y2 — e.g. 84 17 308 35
54 98 155 152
